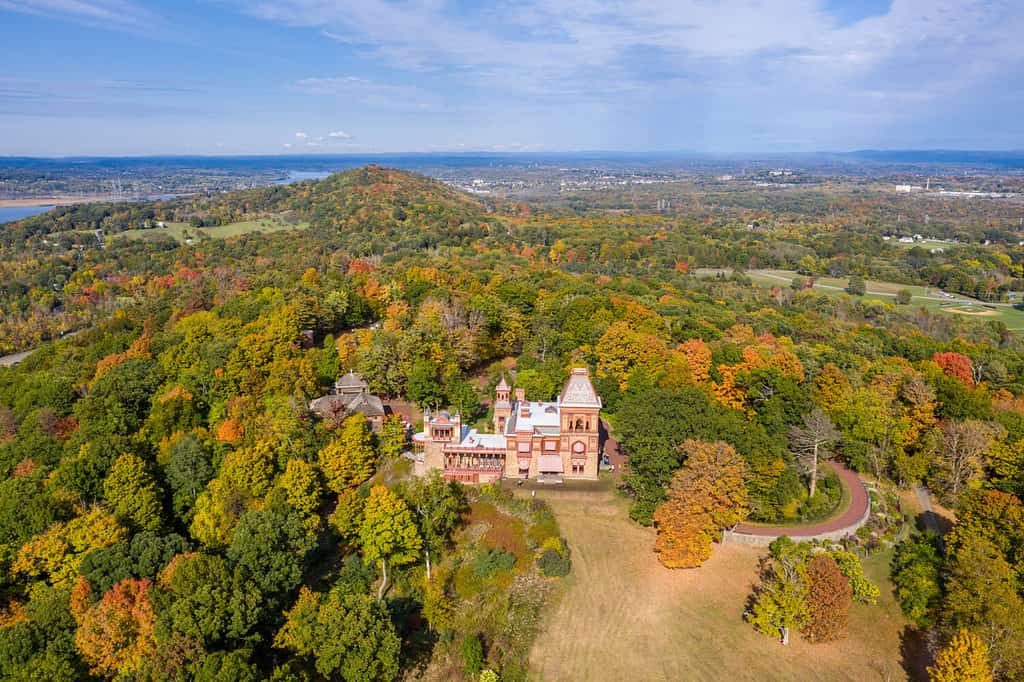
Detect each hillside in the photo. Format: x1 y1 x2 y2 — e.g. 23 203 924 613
2 165 492 247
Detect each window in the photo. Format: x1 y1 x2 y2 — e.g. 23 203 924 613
518 441 531 453
544 440 557 451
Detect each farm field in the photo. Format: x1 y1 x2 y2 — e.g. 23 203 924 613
697 267 1024 332
527 483 911 682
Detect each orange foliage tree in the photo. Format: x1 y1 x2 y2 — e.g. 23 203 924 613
653 440 749 568
933 351 975 387
73 577 156 678
802 554 852 643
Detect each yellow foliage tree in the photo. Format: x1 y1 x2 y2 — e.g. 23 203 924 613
12 508 128 587
928 629 993 682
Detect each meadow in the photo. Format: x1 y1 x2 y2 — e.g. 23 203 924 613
527 481 913 682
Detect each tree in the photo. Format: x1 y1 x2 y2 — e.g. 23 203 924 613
377 414 407 460
402 470 466 580
12 508 128 587
652 440 749 568
802 554 851 643
933 351 975 388
788 408 840 498
80 531 189 595
927 420 999 498
747 542 808 646
846 275 866 296
896 289 913 305
329 488 366 549
227 506 316 616
104 453 164 532
277 459 324 523
165 434 214 524
72 577 156 678
359 485 421 600
928 629 993 682
944 534 1024 679
157 553 261 646
891 533 944 628
274 586 400 681
318 413 377 492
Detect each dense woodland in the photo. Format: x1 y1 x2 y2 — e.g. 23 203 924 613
1 166 1023 679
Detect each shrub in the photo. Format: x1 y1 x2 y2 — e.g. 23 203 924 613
473 548 516 578
461 634 484 676
537 548 571 577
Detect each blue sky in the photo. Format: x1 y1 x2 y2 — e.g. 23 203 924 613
1 0 1023 155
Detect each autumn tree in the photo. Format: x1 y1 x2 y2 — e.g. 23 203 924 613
318 413 377 493
377 414 408 461
928 629 993 682
73 577 156 678
933 351 975 388
652 440 749 569
801 554 851 643
104 453 164 532
789 408 840 498
277 459 324 527
360 485 421 599
943 534 1024 679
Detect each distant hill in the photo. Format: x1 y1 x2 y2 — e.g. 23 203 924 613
2 165 491 245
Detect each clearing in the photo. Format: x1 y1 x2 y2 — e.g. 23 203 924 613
114 213 309 242
527 482 911 682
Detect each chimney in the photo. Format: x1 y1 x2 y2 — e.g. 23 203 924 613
515 387 525 402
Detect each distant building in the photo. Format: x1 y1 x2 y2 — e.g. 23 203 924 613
414 368 602 483
309 371 386 430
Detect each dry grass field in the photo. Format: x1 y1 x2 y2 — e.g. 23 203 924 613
527 484 914 682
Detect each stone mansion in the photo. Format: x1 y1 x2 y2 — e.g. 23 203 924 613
414 368 603 483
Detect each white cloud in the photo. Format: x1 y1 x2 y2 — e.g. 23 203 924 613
328 130 351 139
294 131 307 138
0 0 158 28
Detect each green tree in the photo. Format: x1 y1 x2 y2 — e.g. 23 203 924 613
275 587 400 681
846 275 866 296
80 531 189 594
462 633 484 676
891 533 944 627
896 289 913 305
360 485 422 600
227 506 316 617
104 453 164 532
165 434 214 524
157 553 261 646
747 539 809 646
402 470 466 580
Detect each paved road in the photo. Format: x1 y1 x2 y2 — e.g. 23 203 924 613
913 486 940 534
0 348 34 367
733 461 870 537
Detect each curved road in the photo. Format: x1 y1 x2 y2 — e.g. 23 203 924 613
733 461 870 538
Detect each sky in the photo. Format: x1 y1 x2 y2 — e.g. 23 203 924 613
1 0 1023 156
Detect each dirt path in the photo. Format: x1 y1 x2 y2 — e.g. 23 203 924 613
528 485 908 682
733 462 869 538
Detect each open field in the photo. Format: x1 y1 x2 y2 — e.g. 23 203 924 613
0 195 119 208
527 484 911 682
115 215 309 242
697 267 1024 331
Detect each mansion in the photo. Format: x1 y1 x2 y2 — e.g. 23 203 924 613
414 367 603 483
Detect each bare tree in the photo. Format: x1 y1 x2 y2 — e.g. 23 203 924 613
928 420 1002 498
789 408 841 498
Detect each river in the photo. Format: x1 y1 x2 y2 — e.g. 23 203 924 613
0 205 55 224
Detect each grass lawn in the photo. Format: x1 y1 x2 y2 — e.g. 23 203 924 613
114 214 309 242
527 485 912 682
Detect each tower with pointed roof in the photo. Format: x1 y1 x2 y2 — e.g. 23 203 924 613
493 375 512 433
